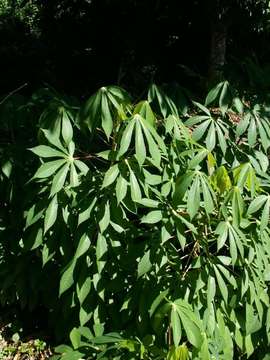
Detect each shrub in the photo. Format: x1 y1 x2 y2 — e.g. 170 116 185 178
1 82 270 359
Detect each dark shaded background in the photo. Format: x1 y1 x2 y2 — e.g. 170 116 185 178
1 0 270 98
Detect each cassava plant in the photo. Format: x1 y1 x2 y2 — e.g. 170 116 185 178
1 81 270 359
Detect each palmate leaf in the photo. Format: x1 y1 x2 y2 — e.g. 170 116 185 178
216 209 246 262
118 114 165 168
32 128 88 193
185 172 216 218
171 299 203 349
185 111 229 154
133 100 155 127
148 83 178 118
235 106 270 151
205 81 233 114
80 86 131 140
39 102 75 148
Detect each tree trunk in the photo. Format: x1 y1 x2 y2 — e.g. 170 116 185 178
208 22 227 83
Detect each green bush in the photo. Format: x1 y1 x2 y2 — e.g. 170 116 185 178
1 82 270 359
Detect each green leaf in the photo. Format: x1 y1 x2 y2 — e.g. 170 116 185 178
234 97 244 113
50 163 69 195
42 129 68 153
79 308 91 327
138 250 152 277
236 113 250 137
257 121 269 151
44 195 58 234
59 260 76 296
77 278 91 305
141 121 161 167
213 265 228 303
205 122 216 151
29 145 66 158
68 141 75 157
216 221 228 251
141 210 162 224
33 159 66 179
96 233 107 273
99 202 110 234
193 101 211 116
74 159 89 175
192 119 211 141
207 276 216 305
245 334 254 358
205 82 223 106
116 176 128 203
176 307 202 348
75 234 91 259
185 115 209 127
247 195 267 215
134 101 155 127
211 166 231 194
101 93 113 140
231 187 244 227
216 124 227 155
62 111 73 145
70 162 79 187
187 175 200 219
201 177 215 214
188 149 208 169
102 164 119 188
261 198 270 232
135 121 146 166
171 305 182 347
70 328 81 349
118 118 135 157
219 81 230 113
136 198 159 208
130 170 142 201
149 289 169 317
173 172 194 203
228 228 238 265
248 117 257 146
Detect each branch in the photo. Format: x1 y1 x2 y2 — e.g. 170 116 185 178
0 83 28 105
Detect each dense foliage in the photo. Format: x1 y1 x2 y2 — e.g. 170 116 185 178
1 81 270 359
